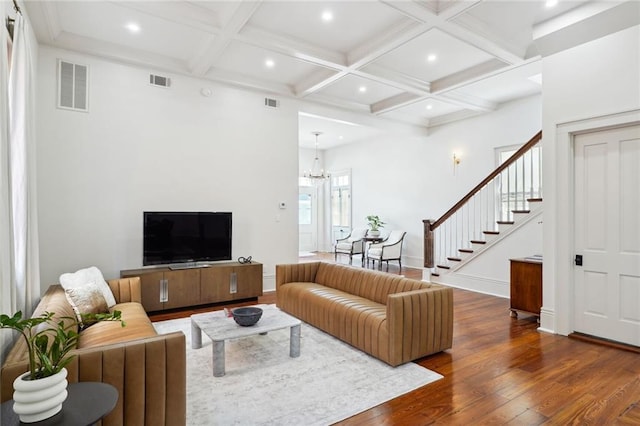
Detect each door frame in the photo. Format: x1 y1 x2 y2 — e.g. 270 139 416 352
549 109 640 337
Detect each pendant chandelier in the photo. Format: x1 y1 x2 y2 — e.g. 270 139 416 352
304 131 330 182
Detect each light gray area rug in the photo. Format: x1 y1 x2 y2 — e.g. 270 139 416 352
153 309 442 425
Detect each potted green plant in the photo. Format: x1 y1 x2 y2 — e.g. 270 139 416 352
0 310 123 422
366 215 385 237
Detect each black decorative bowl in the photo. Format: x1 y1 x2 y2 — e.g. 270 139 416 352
232 307 263 326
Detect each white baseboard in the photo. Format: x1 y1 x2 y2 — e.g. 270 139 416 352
538 307 556 334
434 272 509 299
263 274 276 292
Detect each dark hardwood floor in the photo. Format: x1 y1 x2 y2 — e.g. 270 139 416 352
150 253 640 425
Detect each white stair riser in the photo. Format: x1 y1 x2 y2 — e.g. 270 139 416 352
498 223 514 233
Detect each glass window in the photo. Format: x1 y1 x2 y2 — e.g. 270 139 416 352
298 193 312 225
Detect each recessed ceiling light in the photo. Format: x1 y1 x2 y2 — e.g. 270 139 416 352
359 86 367 93
427 54 437 62
321 10 333 22
545 0 558 8
125 22 141 33
426 104 433 110
265 59 275 69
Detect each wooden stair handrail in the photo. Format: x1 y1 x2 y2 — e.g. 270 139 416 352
425 130 542 231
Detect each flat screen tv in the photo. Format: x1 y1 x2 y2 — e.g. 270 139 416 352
143 212 232 266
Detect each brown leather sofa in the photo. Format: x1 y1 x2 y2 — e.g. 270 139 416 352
1 278 186 426
276 262 453 366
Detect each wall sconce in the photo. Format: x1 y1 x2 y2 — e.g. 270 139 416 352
453 152 461 175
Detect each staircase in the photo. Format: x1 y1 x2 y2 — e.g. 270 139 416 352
423 131 542 279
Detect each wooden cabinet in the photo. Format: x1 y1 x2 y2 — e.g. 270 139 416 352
509 258 542 319
121 262 262 312
200 263 262 303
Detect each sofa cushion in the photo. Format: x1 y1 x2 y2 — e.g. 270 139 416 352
64 281 109 326
278 282 390 361
60 266 117 308
78 302 157 349
314 263 428 305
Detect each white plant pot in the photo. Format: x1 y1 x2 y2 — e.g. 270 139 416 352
368 230 380 237
13 368 68 423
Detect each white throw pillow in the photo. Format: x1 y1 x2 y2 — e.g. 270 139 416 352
64 281 109 326
59 266 117 308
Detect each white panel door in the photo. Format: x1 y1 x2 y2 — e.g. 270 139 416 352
574 125 640 347
298 186 318 252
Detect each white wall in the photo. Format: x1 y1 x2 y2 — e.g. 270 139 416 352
36 46 300 290
541 25 640 334
325 95 542 269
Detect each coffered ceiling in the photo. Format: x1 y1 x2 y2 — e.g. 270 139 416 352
24 1 637 148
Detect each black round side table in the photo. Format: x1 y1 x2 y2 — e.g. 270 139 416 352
1 382 118 426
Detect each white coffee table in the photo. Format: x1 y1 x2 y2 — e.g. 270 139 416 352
191 305 302 377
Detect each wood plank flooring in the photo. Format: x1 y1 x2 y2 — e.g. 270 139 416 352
150 253 640 425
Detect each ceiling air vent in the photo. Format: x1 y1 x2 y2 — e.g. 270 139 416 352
57 60 89 112
264 97 279 108
150 74 171 88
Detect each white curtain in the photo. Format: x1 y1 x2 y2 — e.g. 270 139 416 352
5 10 40 318
1 2 13 322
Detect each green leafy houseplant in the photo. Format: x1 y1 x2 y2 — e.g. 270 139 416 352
366 215 385 232
0 310 124 380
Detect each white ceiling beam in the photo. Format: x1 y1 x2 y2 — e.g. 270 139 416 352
303 93 373 114
294 69 345 98
352 65 431 95
428 109 483 128
379 0 483 23
295 20 431 97
430 58 507 93
370 92 424 114
381 0 522 64
238 26 347 69
436 0 484 21
112 1 221 34
188 1 263 76
437 19 524 65
347 19 428 68
533 0 640 57
449 13 526 60
204 68 295 96
49 32 189 74
437 91 497 112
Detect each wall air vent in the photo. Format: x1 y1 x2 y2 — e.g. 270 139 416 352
150 74 171 88
264 97 279 108
57 60 89 112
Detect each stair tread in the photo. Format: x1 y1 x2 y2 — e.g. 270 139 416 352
497 221 515 225
527 198 543 202
470 240 487 244
459 249 473 253
447 257 462 262
437 265 450 270
431 273 440 277
512 210 531 214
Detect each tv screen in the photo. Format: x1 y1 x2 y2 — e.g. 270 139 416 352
143 212 232 266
